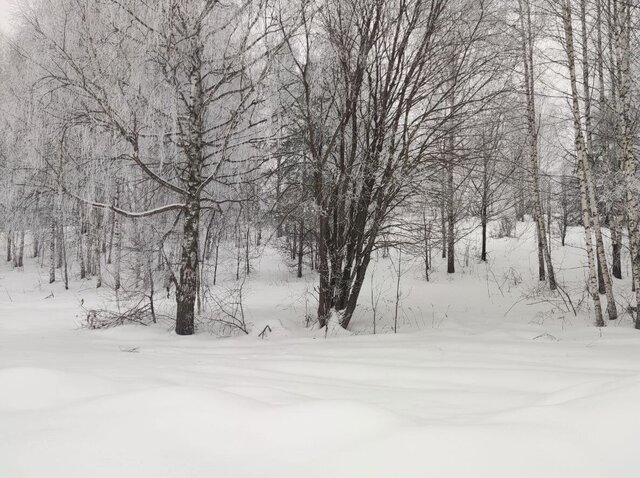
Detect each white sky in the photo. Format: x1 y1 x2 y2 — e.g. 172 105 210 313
0 0 19 35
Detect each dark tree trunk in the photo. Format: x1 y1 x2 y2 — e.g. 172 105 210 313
291 224 297 260
341 255 372 329
245 226 250 276
17 231 24 268
6 231 11 262
176 198 200 336
79 215 86 280
297 218 304 278
481 152 489 262
612 216 622 279
56 224 64 269
12 231 17 268
537 224 546 282
93 213 102 289
107 207 115 264
516 168 526 222
33 230 39 258
32 192 40 258
317 214 331 328
423 212 431 281
447 164 455 274
612 242 622 279
62 230 69 290
597 255 606 294
441 188 447 259
114 216 122 291
213 241 219 286
481 219 487 262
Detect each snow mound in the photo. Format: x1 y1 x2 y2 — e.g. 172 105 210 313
0 368 116 411
311 310 354 338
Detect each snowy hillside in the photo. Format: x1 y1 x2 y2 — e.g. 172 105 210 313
2 222 640 478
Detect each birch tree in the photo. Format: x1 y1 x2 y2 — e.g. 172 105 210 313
561 0 604 326
22 0 275 335
517 0 557 290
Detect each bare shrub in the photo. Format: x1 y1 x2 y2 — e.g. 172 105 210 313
495 217 515 238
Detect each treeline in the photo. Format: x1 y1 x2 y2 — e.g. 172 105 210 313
0 0 636 334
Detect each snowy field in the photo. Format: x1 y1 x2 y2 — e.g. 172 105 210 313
2 222 640 477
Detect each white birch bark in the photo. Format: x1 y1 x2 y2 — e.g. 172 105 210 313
517 0 557 290
614 0 640 327
580 0 617 320
562 0 604 326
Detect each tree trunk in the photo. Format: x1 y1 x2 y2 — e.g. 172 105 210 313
78 210 86 280
446 163 455 274
175 198 200 336
518 0 556 290
536 223 546 281
440 197 446 259
579 0 617 318
11 231 17 268
17 231 24 268
48 219 56 284
515 160 526 223
585 163 617 319
614 0 640 328
481 153 488 262
114 216 122 291
62 230 69 290
32 230 39 258
297 218 304 278
611 214 622 279
393 249 402 334
56 224 64 269
6 231 11 263
245 226 250 276
111 182 122 290
213 241 219 286
85 217 93 277
32 192 40 258
107 207 115 265
423 210 431 280
291 224 297 261
93 210 102 289
562 0 604 326
317 213 331 327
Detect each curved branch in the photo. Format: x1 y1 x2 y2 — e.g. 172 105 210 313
126 135 189 197
67 189 184 218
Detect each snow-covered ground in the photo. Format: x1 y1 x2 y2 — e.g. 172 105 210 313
2 222 640 477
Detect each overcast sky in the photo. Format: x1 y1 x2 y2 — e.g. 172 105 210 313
0 0 18 35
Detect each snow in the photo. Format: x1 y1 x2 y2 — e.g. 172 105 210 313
2 222 640 477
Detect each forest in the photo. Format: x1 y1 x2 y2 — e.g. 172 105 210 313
2 0 640 477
